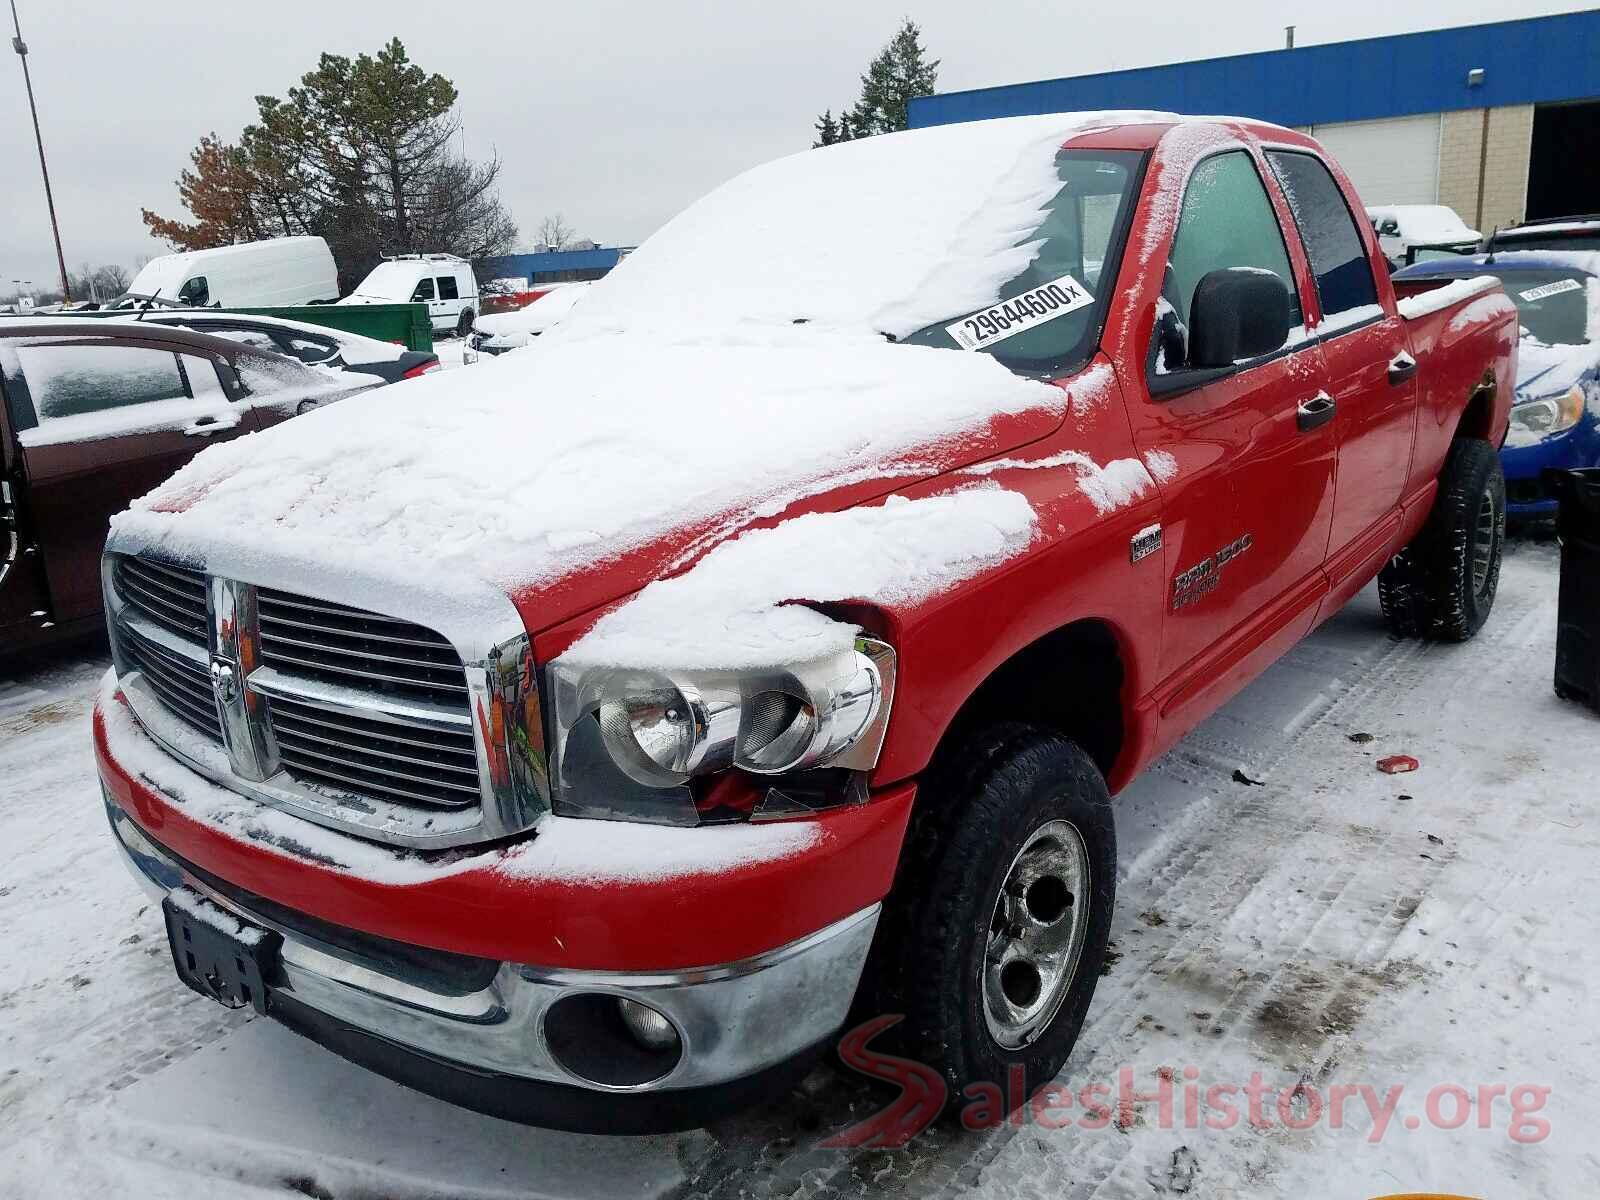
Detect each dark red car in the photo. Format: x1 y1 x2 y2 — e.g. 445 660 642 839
1 321 373 656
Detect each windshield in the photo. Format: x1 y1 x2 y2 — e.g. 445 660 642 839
1495 270 1593 344
897 149 1143 376
1498 231 1600 253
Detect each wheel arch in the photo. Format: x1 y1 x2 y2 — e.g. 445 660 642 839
930 617 1130 784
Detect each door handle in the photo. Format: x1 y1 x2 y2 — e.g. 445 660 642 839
182 414 238 437
1297 391 1336 432
1387 351 1418 385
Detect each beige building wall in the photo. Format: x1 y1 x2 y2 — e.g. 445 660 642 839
1438 104 1534 233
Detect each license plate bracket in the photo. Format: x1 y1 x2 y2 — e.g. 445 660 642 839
162 889 281 1016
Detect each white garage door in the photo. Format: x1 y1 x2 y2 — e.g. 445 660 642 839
1303 115 1441 207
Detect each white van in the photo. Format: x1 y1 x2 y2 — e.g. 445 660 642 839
340 254 480 336
1366 205 1481 266
120 236 338 309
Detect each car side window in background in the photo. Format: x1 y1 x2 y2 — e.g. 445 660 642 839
178 275 210 306
437 276 460 301
16 344 186 421
179 355 228 400
411 278 436 302
1267 151 1380 324
1166 151 1302 333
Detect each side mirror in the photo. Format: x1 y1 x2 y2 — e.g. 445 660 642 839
1187 268 1292 368
1379 219 1400 236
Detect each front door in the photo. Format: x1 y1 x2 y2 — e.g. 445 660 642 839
1115 148 1338 724
9 337 253 624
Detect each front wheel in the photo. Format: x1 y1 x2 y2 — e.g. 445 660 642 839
865 725 1116 1111
1379 437 1505 641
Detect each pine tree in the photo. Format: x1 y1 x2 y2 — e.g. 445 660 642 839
813 109 841 148
810 19 940 146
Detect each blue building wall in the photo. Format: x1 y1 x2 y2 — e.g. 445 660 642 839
482 246 634 284
909 11 1600 130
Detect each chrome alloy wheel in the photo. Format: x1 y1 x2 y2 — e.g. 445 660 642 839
1471 484 1501 598
982 818 1093 1049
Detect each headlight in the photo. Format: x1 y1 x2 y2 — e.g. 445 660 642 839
546 639 895 825
1510 385 1586 436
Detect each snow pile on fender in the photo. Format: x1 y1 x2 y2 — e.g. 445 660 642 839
560 485 1038 671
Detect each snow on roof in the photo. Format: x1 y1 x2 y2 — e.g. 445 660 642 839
558 110 1179 341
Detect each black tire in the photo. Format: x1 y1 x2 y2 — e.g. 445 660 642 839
455 309 475 338
1378 437 1505 642
863 723 1116 1113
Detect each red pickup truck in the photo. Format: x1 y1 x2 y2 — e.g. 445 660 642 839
93 113 1516 1133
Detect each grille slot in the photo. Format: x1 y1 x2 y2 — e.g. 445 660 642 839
267 695 480 810
115 557 208 641
120 622 222 740
257 588 469 706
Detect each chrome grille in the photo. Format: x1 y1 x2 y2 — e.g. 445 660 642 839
257 588 469 706
267 694 480 810
118 620 222 740
107 553 504 841
114 557 208 641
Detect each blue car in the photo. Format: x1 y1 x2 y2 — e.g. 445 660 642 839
1394 251 1600 519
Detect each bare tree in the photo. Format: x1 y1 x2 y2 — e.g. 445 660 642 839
537 213 575 252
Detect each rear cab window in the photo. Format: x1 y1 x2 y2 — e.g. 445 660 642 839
1266 151 1381 333
1151 150 1303 378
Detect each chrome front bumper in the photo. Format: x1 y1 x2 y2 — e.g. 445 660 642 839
108 799 878 1097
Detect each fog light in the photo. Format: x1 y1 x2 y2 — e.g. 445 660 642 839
617 997 679 1051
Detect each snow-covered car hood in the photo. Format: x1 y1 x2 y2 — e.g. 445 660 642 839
109 326 1072 636
475 286 590 346
1515 337 1600 400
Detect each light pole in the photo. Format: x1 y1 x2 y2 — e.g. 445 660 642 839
9 0 69 301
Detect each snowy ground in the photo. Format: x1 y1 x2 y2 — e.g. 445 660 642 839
1 538 1593 1198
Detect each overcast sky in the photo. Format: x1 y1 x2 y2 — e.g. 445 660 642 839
0 0 1585 291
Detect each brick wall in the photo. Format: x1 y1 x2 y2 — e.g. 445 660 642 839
1438 104 1534 232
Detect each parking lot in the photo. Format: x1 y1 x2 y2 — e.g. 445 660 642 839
2 539 1591 1198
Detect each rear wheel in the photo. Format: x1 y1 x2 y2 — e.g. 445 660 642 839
864 724 1116 1112
455 308 475 338
1379 437 1505 641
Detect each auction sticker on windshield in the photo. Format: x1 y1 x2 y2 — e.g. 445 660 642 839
946 273 1094 351
1519 278 1583 303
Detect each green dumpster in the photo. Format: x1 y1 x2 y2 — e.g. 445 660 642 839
234 303 433 353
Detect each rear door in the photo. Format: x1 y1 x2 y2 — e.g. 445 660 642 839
1117 147 1337 720
1267 150 1418 581
10 337 253 623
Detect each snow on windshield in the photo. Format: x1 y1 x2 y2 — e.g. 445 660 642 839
559 111 1176 341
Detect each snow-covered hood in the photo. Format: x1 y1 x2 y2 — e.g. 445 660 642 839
474 287 588 344
109 326 1070 637
1515 336 1600 401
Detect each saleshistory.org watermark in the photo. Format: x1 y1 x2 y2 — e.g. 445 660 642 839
822 1016 1553 1149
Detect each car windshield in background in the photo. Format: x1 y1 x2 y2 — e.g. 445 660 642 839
899 150 1143 378
1491 270 1593 344
1497 232 1600 253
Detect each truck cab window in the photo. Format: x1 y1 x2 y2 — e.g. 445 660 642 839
437 276 460 301
178 276 210 306
1159 151 1301 369
1267 151 1380 324
411 278 436 302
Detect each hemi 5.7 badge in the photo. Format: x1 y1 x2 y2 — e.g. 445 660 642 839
946 273 1094 351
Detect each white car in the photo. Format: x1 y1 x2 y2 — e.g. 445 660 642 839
340 254 480 336
1366 205 1480 266
463 283 591 362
